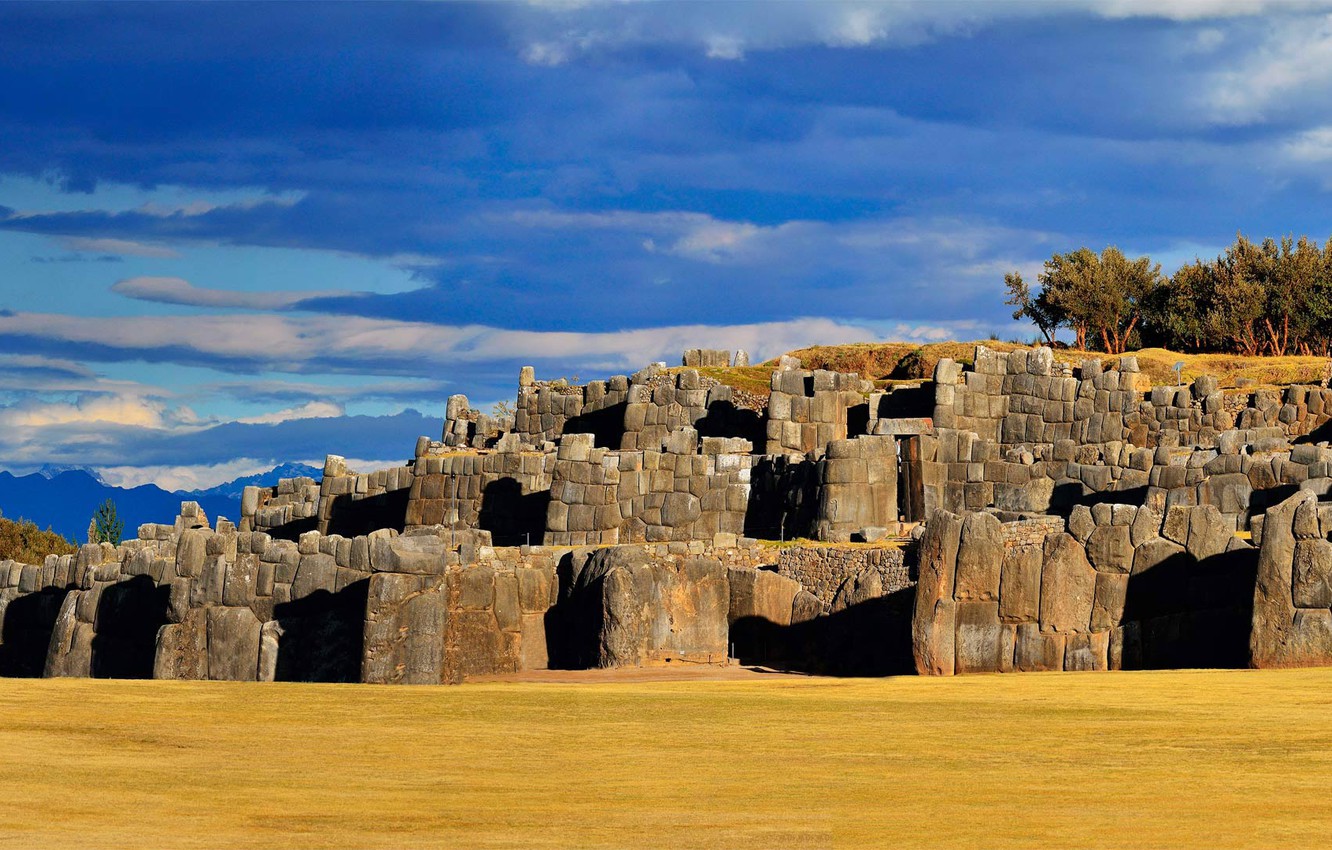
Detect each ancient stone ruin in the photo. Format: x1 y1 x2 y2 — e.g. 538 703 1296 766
6 343 1332 683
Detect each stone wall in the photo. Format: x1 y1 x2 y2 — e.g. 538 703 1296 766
242 456 417 539
543 432 752 547
912 503 1257 675
441 393 515 449
775 544 909 611
242 475 319 535
929 344 1332 527
0 501 800 685
765 365 869 456
1250 490 1332 669
815 436 898 541
515 374 630 448
406 447 553 545
317 455 416 537
682 348 746 368
548 545 730 668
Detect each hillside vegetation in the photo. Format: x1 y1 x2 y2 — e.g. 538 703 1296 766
4 669 1332 848
0 513 76 563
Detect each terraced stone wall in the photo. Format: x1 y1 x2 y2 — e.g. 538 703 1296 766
913 503 1258 675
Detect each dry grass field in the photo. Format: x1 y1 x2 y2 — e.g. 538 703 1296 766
2 668 1331 848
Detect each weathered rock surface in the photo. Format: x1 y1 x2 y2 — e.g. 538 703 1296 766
912 511 962 675
1039 533 1096 634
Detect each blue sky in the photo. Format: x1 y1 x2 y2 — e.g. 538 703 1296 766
2 0 1332 489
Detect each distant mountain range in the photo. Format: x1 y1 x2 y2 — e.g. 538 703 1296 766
186 462 322 501
0 463 323 543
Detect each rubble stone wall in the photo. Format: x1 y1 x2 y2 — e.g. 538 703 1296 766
775 544 909 611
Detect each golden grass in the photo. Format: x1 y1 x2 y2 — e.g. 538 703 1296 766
4 668 1332 848
777 340 1332 391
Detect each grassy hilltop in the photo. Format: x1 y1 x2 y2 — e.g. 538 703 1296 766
694 341 1332 399
4 669 1332 848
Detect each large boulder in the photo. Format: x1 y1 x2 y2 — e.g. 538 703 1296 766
205 606 261 681
997 544 1041 623
1086 524 1132 574
1293 538 1332 609
954 601 1004 673
1252 491 1332 667
1014 622 1064 672
954 512 1003 601
1039 533 1096 634
361 572 446 684
728 567 800 627
912 511 962 675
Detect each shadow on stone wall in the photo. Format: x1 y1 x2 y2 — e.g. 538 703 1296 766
729 588 916 677
744 457 818 541
1049 483 1151 514
1122 547 1257 669
0 587 71 677
1248 485 1301 519
543 552 599 670
263 515 319 542
91 575 170 679
563 401 627 449
325 489 410 538
696 400 765 447
479 479 550 547
272 578 369 682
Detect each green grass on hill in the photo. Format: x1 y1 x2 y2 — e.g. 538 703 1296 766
3 668 1332 848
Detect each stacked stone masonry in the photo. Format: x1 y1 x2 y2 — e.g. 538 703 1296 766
17 344 1332 683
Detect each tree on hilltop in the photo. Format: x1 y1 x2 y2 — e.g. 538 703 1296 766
1005 246 1161 353
92 498 123 546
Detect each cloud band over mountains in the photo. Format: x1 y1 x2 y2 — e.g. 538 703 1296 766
2 1 1332 488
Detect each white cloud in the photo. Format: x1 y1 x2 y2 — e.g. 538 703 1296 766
510 0 1329 66
1203 13 1332 124
236 401 345 425
99 457 279 491
0 394 174 430
110 276 352 309
58 236 179 258
522 41 571 66
1283 125 1332 161
100 454 410 492
0 308 948 372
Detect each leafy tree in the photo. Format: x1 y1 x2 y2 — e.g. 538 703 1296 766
1007 246 1161 353
1141 259 1211 351
1017 231 1332 357
1087 247 1163 355
1003 271 1062 345
1040 247 1099 350
92 498 123 546
1206 239 1267 355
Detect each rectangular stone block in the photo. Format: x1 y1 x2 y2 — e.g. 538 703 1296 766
1014 623 1065 672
